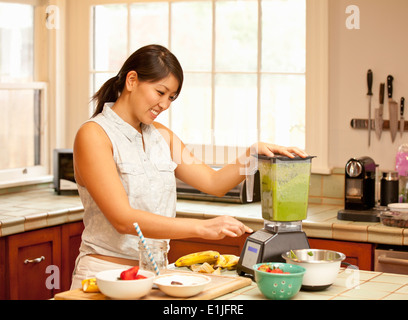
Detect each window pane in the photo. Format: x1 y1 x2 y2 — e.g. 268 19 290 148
171 1 212 71
93 5 128 71
130 3 168 51
214 74 257 146
0 3 33 82
0 89 38 169
262 0 306 73
215 0 258 72
260 74 305 149
171 73 212 145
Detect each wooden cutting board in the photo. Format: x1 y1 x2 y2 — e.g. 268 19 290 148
54 270 253 300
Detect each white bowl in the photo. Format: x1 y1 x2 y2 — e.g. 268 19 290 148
154 273 211 298
96 269 155 299
388 203 408 212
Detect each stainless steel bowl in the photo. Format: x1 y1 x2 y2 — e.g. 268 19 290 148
282 249 346 291
282 249 346 264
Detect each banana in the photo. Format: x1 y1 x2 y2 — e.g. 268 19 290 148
190 262 215 273
214 255 227 268
223 255 239 270
175 250 220 267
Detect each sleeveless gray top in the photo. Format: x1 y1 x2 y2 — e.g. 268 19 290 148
77 103 177 260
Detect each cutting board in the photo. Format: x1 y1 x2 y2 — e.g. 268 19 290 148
54 269 253 300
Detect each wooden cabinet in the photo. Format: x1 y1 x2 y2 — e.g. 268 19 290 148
168 234 249 264
308 238 374 271
61 222 84 292
1 221 84 300
7 226 62 300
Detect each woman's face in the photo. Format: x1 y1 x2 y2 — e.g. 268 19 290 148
128 72 179 125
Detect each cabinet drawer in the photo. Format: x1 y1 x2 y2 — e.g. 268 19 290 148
375 248 408 275
7 227 62 300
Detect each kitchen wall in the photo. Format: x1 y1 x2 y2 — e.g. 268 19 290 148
329 0 408 172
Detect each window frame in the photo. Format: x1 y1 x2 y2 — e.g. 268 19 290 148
66 0 331 174
0 0 66 187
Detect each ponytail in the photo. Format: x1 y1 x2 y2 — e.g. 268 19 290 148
90 44 183 118
91 75 122 118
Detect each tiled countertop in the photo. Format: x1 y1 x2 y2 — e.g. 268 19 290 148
218 269 408 300
176 200 408 247
0 188 83 237
2 188 408 301
1 188 408 248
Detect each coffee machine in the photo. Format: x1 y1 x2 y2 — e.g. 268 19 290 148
338 157 379 222
344 157 376 210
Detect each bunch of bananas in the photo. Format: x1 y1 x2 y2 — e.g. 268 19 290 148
174 251 239 274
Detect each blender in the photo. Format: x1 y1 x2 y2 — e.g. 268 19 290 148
237 154 315 277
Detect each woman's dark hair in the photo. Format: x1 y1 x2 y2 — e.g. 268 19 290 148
91 44 183 117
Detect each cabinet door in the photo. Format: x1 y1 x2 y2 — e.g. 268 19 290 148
61 221 84 291
7 226 62 300
308 238 374 271
0 237 6 300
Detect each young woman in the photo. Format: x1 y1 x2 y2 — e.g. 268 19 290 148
70 44 307 289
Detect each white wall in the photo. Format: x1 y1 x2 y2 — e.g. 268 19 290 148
329 0 408 172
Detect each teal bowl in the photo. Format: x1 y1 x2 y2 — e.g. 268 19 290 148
253 263 306 300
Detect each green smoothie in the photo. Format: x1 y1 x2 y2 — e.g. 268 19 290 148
259 158 312 222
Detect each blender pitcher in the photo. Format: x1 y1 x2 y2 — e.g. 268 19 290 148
246 155 314 221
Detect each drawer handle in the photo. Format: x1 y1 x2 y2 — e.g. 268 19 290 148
24 256 45 264
378 255 408 267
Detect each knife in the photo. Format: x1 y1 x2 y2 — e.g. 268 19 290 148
400 97 405 137
375 83 385 140
388 75 398 142
367 70 373 146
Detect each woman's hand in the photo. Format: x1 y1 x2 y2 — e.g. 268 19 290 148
250 142 308 159
196 216 253 240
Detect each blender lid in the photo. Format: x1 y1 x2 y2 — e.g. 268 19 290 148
254 154 316 161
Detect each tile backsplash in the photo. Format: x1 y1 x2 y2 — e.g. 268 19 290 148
309 168 344 206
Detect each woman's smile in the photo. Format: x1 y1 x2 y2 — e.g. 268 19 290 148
149 108 160 119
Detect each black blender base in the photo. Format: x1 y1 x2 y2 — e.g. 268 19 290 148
236 229 310 277
337 209 380 222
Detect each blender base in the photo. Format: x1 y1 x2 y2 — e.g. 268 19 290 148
236 228 310 277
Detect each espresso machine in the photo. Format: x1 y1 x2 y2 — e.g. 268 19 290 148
237 155 315 277
337 157 379 222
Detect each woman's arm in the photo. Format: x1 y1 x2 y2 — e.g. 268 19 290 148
73 122 251 240
154 122 308 198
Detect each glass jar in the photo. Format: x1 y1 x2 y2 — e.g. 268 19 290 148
138 238 168 272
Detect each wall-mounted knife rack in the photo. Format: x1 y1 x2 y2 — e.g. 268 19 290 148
351 119 408 131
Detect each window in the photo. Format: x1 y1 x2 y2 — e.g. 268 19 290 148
0 1 49 184
90 0 306 153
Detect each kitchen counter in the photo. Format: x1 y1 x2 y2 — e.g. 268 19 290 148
0 188 83 237
176 200 408 247
54 268 408 300
219 268 408 300
1 187 408 247
2 188 408 300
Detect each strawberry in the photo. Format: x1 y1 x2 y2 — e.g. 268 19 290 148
120 266 140 280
